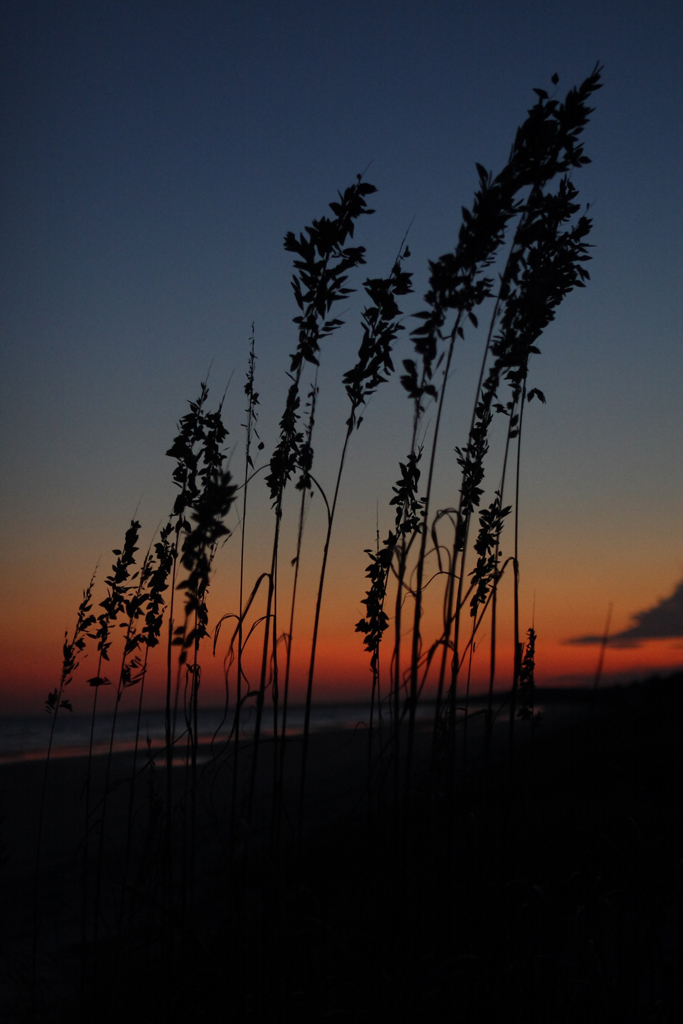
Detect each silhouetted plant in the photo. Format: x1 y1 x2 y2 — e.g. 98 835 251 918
34 568 97 990
516 627 537 721
227 327 262 848
297 241 413 831
90 518 142 943
352 65 602 801
439 69 601 770
28 66 612 1024
245 176 377 827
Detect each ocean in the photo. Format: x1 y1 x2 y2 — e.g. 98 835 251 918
0 691 591 764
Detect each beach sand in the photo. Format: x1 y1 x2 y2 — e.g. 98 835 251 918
1 679 680 1020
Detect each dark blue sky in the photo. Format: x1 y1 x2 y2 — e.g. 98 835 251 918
2 1 682 704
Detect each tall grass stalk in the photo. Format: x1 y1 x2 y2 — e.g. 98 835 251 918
592 601 613 704
352 67 603 816
298 242 413 833
162 382 213 887
228 327 261 849
440 69 600 789
160 385 210 898
174 392 236 911
91 518 142 943
274 371 318 840
29 67 607 1021
120 524 173 927
244 176 376 832
34 569 96 998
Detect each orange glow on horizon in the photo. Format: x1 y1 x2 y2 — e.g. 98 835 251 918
4 624 681 715
3 510 681 713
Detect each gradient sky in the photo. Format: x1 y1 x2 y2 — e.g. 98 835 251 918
1 1 682 713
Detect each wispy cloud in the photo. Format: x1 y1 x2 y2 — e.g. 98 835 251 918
566 578 683 647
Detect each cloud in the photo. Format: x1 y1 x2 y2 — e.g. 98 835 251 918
566 578 683 648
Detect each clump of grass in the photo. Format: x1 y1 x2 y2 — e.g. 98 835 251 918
87 518 142 945
34 568 97 995
354 65 602 808
21 67 649 1024
245 176 377 833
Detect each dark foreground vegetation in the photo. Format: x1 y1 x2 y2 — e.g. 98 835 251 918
86 676 683 1023
5 64 680 1021
3 673 680 1022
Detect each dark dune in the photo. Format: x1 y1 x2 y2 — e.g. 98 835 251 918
1 674 681 1021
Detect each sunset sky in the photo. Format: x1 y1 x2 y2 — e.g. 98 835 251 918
1 1 681 713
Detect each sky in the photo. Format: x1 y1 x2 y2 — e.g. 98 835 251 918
1 0 682 713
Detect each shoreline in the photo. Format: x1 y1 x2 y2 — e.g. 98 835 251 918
0 678 658 915
0 682 639 767
2 673 681 1019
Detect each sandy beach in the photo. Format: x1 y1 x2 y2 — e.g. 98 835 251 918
1 679 681 1021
